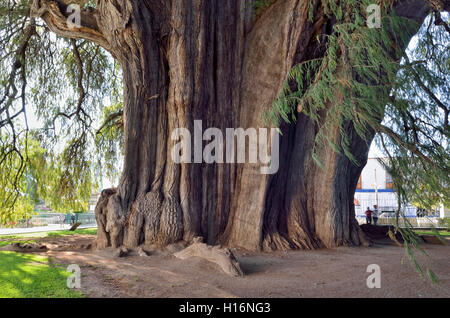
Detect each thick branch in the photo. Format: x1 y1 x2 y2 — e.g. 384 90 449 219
30 0 111 52
427 0 450 11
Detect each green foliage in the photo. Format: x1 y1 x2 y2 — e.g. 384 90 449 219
95 102 124 182
266 1 411 161
0 133 41 223
375 12 449 211
0 132 95 224
0 1 123 222
399 222 443 285
437 217 450 229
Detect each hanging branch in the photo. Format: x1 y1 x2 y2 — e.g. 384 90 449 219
0 20 36 127
403 54 449 130
53 39 91 127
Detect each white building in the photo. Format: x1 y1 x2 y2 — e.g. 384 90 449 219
440 204 450 218
88 193 101 213
354 158 418 217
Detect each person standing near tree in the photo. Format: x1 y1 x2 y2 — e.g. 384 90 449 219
373 205 379 226
365 207 373 225
59 215 65 228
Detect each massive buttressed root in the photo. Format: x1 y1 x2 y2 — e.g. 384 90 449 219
32 0 436 251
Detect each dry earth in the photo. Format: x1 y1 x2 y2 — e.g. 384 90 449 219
2 234 449 298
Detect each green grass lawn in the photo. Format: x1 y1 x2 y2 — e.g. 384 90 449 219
0 228 97 240
414 230 450 237
0 251 83 298
0 228 96 298
46 228 97 237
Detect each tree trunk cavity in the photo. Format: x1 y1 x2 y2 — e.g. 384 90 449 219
93 0 430 251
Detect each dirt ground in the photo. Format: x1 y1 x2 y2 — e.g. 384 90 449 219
3 234 449 298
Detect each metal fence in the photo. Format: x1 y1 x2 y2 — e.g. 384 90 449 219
1 212 97 228
356 216 446 228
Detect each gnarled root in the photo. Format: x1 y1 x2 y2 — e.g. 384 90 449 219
173 237 244 277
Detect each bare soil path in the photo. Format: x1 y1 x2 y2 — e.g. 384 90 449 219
5 234 449 298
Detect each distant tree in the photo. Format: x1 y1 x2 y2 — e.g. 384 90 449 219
0 132 94 224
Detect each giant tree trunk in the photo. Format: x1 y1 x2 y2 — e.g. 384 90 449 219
61 0 431 251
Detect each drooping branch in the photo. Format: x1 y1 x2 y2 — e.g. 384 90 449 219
52 39 92 128
378 124 435 166
0 13 39 208
403 55 449 130
0 20 36 126
30 0 111 52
